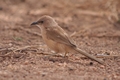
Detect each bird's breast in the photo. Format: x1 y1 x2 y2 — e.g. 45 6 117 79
41 32 67 53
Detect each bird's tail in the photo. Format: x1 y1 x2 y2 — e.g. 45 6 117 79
73 47 104 64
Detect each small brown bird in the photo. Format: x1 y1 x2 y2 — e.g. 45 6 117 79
31 15 104 64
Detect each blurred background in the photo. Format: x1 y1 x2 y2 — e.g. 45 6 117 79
0 0 120 80
0 0 120 39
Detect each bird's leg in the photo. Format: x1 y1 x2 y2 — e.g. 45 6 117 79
64 52 68 58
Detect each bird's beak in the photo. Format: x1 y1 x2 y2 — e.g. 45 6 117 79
31 21 38 25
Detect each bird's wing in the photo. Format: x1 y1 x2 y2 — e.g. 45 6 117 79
46 26 76 47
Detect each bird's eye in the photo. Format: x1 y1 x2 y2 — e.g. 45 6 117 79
40 21 44 23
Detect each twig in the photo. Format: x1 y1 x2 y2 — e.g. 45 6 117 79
96 55 120 58
19 27 41 36
77 10 118 19
13 45 38 52
70 20 108 37
9 27 41 37
0 47 15 52
0 45 40 57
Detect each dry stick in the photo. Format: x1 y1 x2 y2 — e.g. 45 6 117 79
0 47 14 57
96 55 120 58
70 22 105 37
0 45 50 53
13 45 39 52
0 47 15 52
35 52 62 57
13 45 57 56
10 26 41 37
70 21 120 38
0 45 40 57
77 10 118 19
19 27 41 37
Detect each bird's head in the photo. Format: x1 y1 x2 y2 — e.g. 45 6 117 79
31 15 57 28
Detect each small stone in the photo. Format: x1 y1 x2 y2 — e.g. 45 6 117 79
8 43 13 46
24 60 29 65
100 65 105 69
89 62 93 65
13 54 22 58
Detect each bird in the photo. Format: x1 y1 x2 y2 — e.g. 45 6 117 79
31 15 104 64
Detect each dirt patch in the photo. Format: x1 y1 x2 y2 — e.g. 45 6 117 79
0 0 120 80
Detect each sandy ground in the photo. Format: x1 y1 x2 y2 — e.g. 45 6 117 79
0 0 120 80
